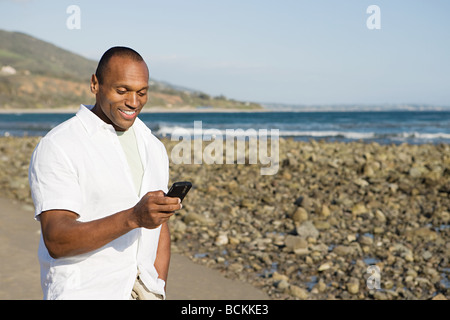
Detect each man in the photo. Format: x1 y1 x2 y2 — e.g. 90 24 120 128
28 46 181 299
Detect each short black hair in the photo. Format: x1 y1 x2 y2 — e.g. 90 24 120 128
95 46 145 84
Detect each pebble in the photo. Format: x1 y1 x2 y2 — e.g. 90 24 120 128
214 232 229 246
346 278 360 295
296 221 319 239
318 262 332 272
289 285 309 300
292 207 308 223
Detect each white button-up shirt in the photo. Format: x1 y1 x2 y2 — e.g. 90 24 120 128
29 105 169 299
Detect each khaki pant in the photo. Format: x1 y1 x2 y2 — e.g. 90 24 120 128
130 276 164 300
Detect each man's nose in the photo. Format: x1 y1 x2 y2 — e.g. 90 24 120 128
125 92 139 108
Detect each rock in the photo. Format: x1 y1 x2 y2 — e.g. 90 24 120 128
275 279 290 291
228 263 244 273
363 162 379 177
272 272 289 282
314 220 331 230
389 243 414 262
293 196 304 206
284 235 308 251
296 221 319 239
375 210 386 223
240 198 256 210
352 203 368 215
346 278 360 295
373 291 388 300
227 180 239 192
315 280 327 293
384 280 394 290
354 178 369 187
298 195 314 211
289 285 308 299
293 248 310 256
405 227 438 243
388 183 398 193
214 232 229 246
432 293 447 300
409 166 427 178
421 250 432 261
183 212 212 225
319 204 331 218
292 207 308 223
228 236 240 245
359 235 373 246
318 262 332 272
373 227 384 234
333 245 359 256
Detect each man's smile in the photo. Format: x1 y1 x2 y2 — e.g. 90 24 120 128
118 108 138 120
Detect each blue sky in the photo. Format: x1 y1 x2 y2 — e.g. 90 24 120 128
1 0 449 106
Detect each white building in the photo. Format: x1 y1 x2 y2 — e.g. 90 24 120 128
0 66 17 75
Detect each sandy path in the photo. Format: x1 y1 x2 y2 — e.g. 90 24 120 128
0 197 269 300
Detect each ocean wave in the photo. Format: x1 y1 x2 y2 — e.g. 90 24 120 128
155 126 375 140
400 132 450 140
278 130 375 139
153 125 450 143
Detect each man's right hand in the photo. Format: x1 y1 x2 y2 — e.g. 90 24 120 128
130 190 182 229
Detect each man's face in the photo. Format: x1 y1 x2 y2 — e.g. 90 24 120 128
91 56 149 131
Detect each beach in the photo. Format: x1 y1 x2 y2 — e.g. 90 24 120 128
0 196 269 300
0 136 448 300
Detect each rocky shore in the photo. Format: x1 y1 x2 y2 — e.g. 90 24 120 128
1 136 449 300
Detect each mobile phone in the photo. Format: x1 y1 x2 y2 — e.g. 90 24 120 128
166 181 192 202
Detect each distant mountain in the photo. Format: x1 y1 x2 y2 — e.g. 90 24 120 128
262 103 450 112
0 30 261 110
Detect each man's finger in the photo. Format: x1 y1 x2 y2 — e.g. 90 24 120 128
146 190 165 197
153 196 181 205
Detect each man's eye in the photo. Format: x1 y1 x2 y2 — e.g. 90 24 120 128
138 91 147 97
117 89 127 94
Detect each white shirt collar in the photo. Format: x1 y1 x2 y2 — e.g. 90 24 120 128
76 104 116 136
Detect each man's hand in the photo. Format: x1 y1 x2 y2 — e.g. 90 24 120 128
130 191 182 229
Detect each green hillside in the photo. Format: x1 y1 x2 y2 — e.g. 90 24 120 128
0 30 95 82
0 30 261 110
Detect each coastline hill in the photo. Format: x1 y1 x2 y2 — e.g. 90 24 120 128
0 30 261 111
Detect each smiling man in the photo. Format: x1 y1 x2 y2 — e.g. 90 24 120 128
28 47 181 300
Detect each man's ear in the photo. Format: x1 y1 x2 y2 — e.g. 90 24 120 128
90 74 99 94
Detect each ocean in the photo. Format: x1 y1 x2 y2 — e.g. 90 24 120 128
1 110 450 145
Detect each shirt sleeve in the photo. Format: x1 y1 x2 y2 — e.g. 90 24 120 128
29 137 83 220
161 141 170 193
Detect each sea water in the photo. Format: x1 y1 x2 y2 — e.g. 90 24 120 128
1 111 450 145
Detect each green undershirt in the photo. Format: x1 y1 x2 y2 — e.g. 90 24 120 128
116 127 144 195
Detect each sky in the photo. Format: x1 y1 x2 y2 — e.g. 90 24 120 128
0 0 449 106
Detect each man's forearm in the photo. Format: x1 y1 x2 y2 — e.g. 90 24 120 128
40 207 137 259
40 191 179 259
